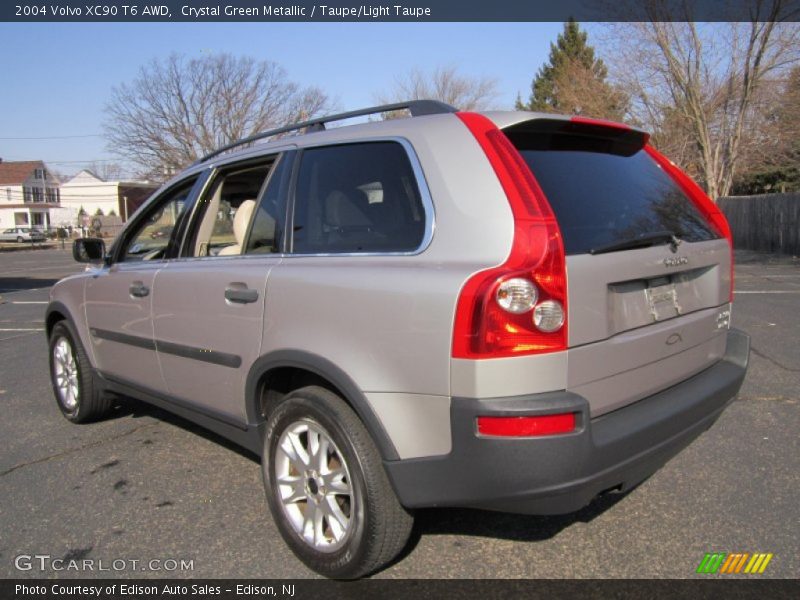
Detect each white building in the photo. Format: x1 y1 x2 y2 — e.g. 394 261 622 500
0 160 70 230
59 170 157 223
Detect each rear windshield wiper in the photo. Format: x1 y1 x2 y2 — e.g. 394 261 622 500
590 230 680 255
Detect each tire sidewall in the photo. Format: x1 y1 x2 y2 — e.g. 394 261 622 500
263 393 371 578
48 322 84 422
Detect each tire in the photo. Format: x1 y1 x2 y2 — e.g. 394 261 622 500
262 386 413 579
48 320 112 423
16 236 23 243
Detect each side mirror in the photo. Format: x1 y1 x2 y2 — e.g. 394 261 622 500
73 238 106 264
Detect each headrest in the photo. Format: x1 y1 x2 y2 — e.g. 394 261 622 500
233 199 256 243
325 190 371 228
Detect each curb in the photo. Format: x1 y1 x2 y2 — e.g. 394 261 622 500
0 243 62 253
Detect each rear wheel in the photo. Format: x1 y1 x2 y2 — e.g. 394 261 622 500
49 321 112 423
262 386 413 579
16 236 23 243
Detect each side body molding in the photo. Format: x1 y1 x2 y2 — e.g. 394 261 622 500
245 349 400 461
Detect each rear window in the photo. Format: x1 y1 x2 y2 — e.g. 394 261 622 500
291 142 426 254
506 129 718 255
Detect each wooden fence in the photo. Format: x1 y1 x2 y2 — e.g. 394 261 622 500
717 193 800 256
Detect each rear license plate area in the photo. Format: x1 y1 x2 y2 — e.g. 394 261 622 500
645 277 681 321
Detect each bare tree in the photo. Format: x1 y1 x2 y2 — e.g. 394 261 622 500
603 3 800 199
731 67 800 192
84 161 126 182
105 53 331 179
377 65 499 111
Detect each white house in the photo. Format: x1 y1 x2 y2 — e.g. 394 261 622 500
0 160 70 230
59 170 158 223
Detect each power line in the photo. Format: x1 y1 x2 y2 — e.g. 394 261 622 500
40 159 121 164
0 134 103 140
1 158 123 164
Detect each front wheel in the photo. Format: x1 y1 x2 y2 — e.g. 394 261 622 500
262 386 413 579
49 321 112 423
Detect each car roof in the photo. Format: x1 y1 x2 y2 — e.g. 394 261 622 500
156 102 642 191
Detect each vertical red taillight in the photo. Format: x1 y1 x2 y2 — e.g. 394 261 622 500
644 146 735 302
452 113 567 359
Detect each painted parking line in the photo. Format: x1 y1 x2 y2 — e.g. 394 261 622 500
0 328 45 332
734 291 800 294
9 301 49 304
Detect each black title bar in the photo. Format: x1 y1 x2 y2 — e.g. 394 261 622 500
4 579 800 600
3 0 800 22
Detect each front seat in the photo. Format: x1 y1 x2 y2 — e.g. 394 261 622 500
218 199 256 256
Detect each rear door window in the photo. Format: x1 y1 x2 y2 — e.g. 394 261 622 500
290 142 426 254
505 128 718 255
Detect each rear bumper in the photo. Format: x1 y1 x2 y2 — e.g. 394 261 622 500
384 329 750 515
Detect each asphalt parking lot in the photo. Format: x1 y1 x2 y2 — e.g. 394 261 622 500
0 247 798 579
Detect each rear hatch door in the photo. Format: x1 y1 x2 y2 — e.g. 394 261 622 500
504 118 732 416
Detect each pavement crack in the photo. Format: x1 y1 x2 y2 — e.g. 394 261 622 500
0 423 157 477
750 346 800 373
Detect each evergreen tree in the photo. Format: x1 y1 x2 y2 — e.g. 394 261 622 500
517 20 626 120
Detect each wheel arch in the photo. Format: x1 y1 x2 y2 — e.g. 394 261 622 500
45 301 77 338
246 350 400 461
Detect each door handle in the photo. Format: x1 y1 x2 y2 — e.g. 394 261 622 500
225 286 259 304
129 281 150 298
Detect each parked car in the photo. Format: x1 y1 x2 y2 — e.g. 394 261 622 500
47 101 749 578
1 227 47 243
149 225 173 239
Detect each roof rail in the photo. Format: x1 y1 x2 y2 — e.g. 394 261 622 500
195 100 457 164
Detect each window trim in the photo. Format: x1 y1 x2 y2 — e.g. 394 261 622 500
285 137 436 258
241 151 295 256
109 172 208 265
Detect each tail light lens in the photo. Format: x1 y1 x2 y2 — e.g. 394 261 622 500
644 146 735 302
453 113 567 359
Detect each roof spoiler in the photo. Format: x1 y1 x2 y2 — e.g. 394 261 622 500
504 115 650 154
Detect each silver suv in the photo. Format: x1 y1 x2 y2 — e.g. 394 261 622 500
47 101 749 578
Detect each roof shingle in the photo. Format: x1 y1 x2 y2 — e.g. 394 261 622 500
0 161 44 185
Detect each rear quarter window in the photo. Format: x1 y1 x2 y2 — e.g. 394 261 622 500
291 142 426 254
506 129 718 255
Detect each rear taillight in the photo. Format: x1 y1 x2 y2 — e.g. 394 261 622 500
644 146 735 302
477 413 576 437
453 113 567 359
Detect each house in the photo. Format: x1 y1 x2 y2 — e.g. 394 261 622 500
0 159 70 231
59 170 157 223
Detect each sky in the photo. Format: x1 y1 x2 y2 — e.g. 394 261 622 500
0 22 569 178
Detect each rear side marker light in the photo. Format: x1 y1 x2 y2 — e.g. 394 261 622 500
477 413 576 437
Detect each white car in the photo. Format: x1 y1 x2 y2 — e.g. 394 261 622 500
0 227 47 243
